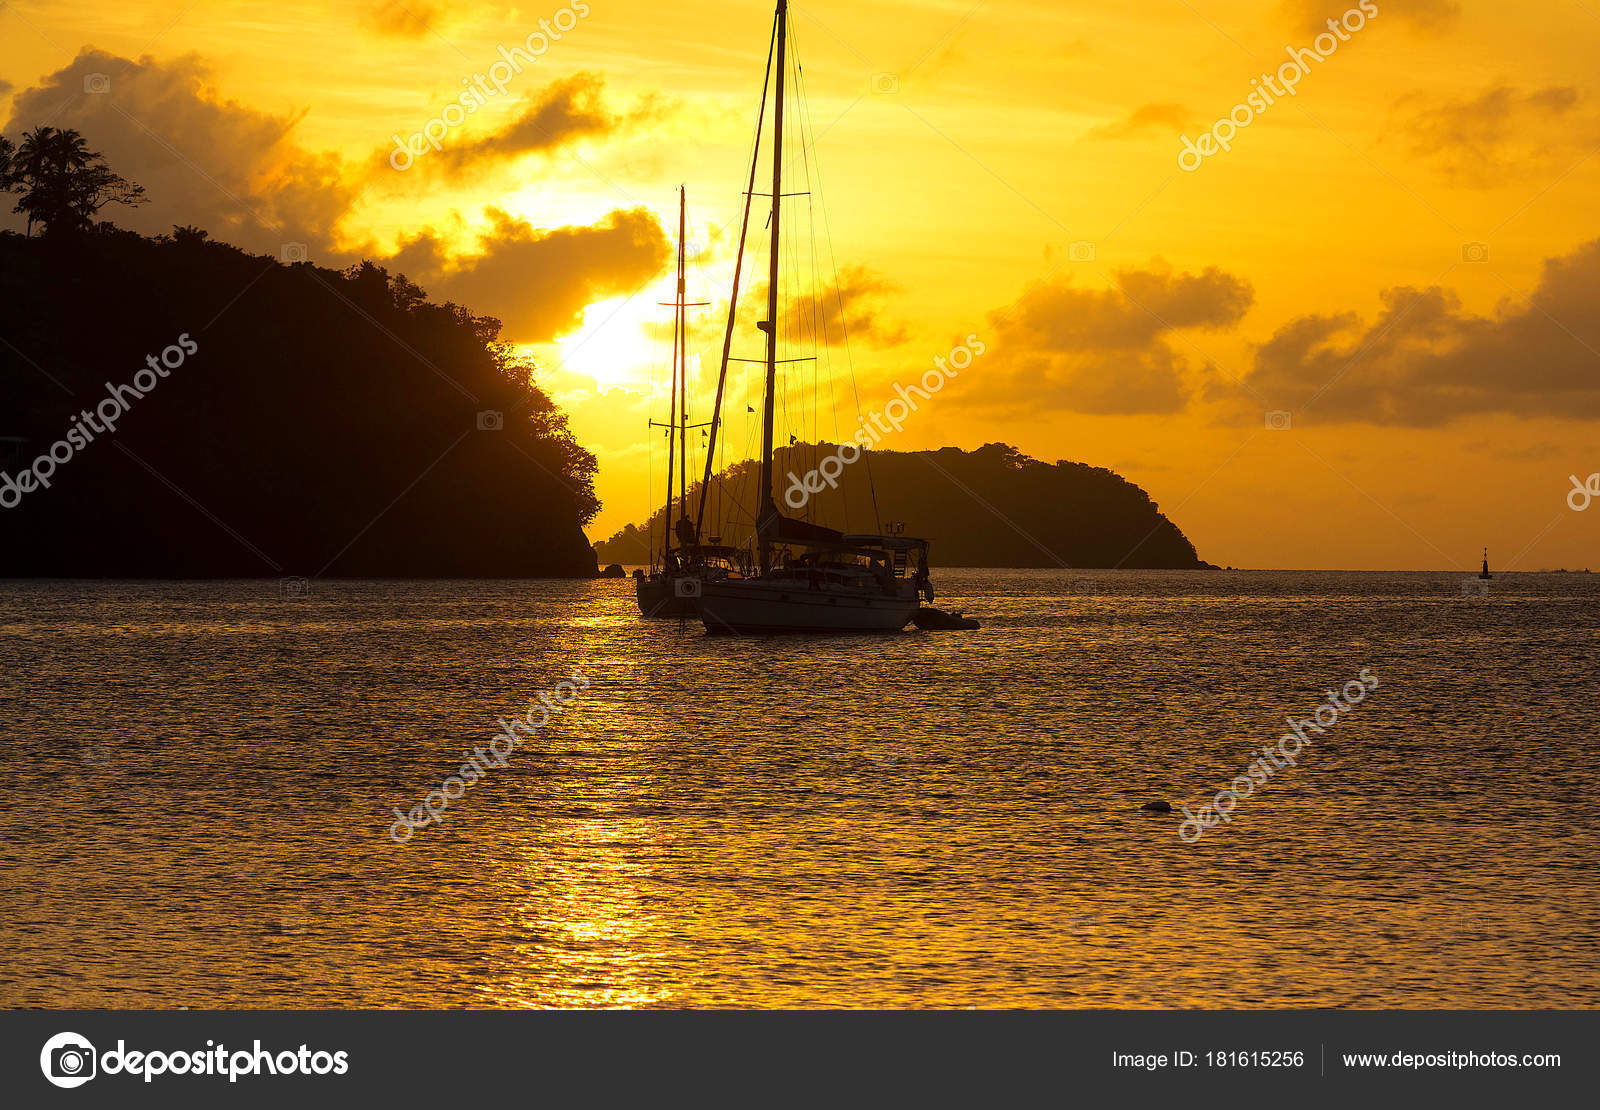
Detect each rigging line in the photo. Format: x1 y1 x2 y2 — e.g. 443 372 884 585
799 45 827 499
646 295 661 568
787 24 809 479
780 47 800 504
794 51 851 531
776 83 793 498
796 54 881 536
698 12 776 542
791 37 841 524
793 62 817 492
790 56 816 512
792 50 841 525
781 90 805 514
803 83 821 487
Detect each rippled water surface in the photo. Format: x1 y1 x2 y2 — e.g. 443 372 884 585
2 571 1598 1008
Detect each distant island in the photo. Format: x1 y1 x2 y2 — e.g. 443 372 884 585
595 442 1211 569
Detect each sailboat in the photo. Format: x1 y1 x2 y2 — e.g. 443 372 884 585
693 0 936 634
636 186 750 618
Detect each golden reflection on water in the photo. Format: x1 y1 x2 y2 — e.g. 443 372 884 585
3 574 1600 1008
490 816 668 1009
489 645 674 1009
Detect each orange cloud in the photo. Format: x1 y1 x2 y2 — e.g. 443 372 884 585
757 265 910 349
391 205 671 341
1284 0 1459 35
981 263 1254 414
409 72 663 180
360 1 445 39
1089 103 1194 140
1388 85 1588 186
2 49 355 256
1237 237 1600 424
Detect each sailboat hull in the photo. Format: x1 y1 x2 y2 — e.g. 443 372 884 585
636 575 697 618
696 578 918 634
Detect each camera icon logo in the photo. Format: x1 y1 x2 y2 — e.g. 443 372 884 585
1265 410 1292 431
870 72 898 95
84 73 111 94
41 1032 98 1088
1462 242 1490 264
280 242 308 264
1068 241 1096 263
477 410 504 431
280 576 311 600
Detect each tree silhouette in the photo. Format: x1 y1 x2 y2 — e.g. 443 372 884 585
0 228 602 576
2 127 146 237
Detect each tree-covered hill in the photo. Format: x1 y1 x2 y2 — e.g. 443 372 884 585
0 227 599 577
596 442 1210 570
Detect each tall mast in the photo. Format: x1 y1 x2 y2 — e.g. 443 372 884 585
758 0 787 572
696 20 776 542
676 184 689 542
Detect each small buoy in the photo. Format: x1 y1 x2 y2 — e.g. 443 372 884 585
1141 801 1173 813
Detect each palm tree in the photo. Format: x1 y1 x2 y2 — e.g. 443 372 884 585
4 127 145 237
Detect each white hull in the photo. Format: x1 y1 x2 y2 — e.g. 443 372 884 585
697 578 918 634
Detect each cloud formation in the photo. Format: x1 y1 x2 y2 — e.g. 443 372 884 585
361 0 444 39
382 72 663 182
1285 0 1460 35
1090 103 1192 140
1237 237 1600 424
392 205 671 341
2 49 354 255
982 263 1254 413
1388 85 1588 185
2 48 674 344
446 73 646 173
785 265 910 349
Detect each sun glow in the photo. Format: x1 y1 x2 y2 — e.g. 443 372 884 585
551 295 665 389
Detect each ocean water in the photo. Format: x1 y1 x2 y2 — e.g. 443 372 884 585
2 570 1597 1009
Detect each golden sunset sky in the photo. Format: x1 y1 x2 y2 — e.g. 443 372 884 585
4 0 1598 569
